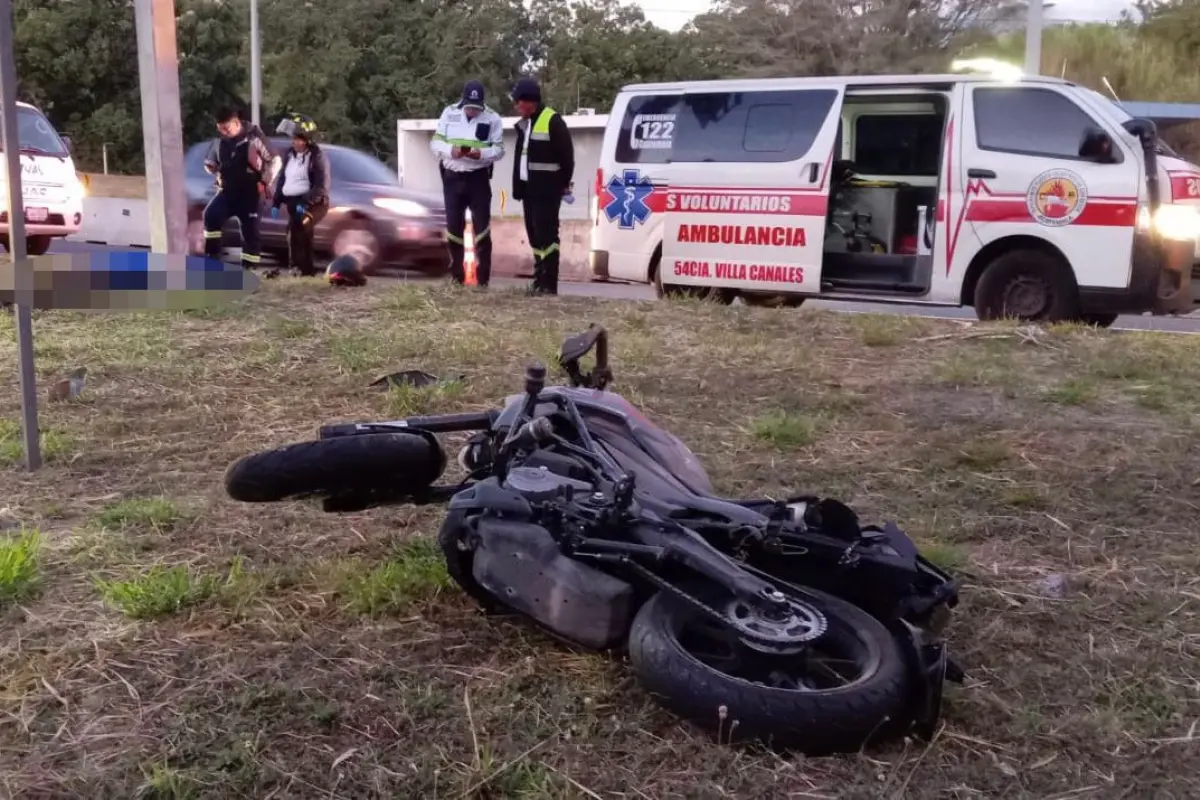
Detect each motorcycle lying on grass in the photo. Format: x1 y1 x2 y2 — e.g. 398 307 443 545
224 325 965 754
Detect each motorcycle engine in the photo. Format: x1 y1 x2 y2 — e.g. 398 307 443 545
462 468 637 651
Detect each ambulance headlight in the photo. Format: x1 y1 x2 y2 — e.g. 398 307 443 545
1142 204 1200 241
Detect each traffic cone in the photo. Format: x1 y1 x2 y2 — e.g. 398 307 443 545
463 216 478 287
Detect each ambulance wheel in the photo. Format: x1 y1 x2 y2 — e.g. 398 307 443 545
653 261 734 305
1080 313 1118 328
741 292 806 309
973 249 1080 323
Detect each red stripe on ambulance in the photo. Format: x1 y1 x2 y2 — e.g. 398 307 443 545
666 190 828 216
966 199 1137 227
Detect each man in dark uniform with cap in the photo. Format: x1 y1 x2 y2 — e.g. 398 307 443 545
510 77 574 295
431 80 505 287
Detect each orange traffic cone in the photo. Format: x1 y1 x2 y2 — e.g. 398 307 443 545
463 217 478 287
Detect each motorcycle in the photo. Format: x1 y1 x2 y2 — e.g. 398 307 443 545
224 325 964 755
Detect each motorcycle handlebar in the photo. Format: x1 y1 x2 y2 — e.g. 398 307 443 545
319 410 496 439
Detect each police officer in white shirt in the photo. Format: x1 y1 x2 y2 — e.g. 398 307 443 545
431 81 505 287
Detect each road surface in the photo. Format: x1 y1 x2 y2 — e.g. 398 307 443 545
49 239 1200 334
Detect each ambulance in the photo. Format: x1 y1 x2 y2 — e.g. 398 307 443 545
0 101 86 256
589 65 1200 325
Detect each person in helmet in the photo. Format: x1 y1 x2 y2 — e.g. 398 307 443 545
430 80 505 287
270 113 331 277
202 106 279 272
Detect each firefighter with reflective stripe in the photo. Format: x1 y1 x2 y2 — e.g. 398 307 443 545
202 106 280 272
431 80 505 287
510 77 574 296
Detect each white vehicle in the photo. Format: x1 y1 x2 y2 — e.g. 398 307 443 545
589 71 1200 324
0 101 86 256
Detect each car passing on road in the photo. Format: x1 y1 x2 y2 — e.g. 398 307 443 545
184 137 448 275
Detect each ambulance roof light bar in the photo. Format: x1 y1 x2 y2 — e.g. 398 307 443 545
950 58 1024 84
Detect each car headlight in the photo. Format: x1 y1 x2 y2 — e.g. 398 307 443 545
1140 203 1200 241
372 197 429 217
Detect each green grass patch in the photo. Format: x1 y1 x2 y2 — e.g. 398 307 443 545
94 496 189 533
0 529 42 604
0 419 75 466
337 538 450 616
751 411 821 448
97 564 219 619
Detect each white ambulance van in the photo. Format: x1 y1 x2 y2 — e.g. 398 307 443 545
0 101 86 256
589 71 1200 325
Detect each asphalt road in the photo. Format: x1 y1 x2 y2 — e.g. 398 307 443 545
50 239 1200 334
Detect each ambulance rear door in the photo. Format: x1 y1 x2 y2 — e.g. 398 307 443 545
661 81 846 295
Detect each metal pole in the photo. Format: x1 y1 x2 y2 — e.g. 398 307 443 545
134 0 189 254
250 0 261 126
0 0 42 470
103 142 109 175
1024 0 1044 75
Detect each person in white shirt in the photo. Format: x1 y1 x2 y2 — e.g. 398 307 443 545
270 113 330 277
430 81 505 287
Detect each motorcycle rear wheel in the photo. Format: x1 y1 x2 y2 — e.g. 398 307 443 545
224 433 445 502
628 586 911 754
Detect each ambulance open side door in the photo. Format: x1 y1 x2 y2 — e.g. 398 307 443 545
660 83 846 296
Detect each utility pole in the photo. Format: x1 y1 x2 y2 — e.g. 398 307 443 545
1024 0 1044 75
0 0 42 470
134 0 189 255
250 0 261 126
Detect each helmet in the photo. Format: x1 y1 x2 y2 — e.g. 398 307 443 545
276 112 317 140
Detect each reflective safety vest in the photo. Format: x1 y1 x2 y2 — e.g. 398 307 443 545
526 107 560 174
517 106 568 198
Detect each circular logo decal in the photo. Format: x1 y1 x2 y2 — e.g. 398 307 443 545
1026 169 1088 227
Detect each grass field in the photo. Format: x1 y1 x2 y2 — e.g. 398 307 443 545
1 282 1199 798
82 173 146 199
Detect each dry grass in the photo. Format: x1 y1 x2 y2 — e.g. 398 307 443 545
2 283 1199 798
81 173 146 199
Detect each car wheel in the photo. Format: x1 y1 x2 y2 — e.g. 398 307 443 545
332 221 382 275
25 236 52 256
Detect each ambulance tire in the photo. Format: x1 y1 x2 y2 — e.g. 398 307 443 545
740 292 806 309
1080 313 1118 328
973 249 1080 323
653 259 735 305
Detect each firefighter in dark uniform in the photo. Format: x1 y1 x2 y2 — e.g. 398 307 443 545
202 106 279 271
431 80 505 287
510 78 574 295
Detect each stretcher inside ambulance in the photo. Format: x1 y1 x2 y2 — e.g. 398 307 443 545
589 70 1200 324
0 102 86 257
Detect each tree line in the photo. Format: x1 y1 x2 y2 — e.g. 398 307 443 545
11 0 1200 174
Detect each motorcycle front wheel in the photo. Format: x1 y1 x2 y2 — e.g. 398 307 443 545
628 585 911 754
224 433 445 502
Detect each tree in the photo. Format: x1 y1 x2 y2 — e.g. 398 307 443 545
683 0 1022 78
13 0 246 173
527 0 699 112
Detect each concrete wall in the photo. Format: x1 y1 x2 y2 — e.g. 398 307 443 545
397 113 608 280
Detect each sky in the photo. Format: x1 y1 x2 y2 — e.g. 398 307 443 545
632 0 1137 32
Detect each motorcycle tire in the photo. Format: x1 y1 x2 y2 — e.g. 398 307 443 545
224 433 445 503
628 586 911 755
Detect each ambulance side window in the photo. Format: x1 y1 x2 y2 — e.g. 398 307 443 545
672 89 838 164
973 87 1120 163
614 89 838 165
